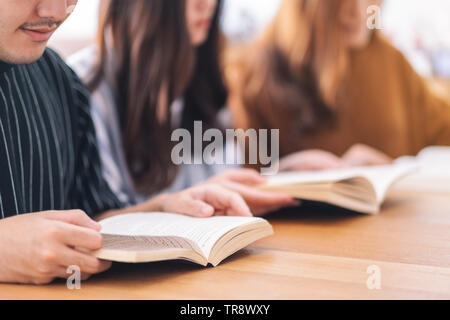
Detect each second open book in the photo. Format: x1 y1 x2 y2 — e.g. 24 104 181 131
259 163 418 214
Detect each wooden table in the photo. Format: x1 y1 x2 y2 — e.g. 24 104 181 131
1 191 449 300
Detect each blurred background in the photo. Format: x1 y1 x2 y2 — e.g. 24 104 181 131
50 0 450 82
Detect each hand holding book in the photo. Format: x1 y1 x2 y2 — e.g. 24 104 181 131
206 169 300 216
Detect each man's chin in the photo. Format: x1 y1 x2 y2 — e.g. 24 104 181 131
18 47 47 64
1 44 47 65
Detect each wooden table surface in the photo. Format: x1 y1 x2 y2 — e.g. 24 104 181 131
1 191 449 300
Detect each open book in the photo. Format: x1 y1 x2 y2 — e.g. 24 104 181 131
259 163 418 214
93 213 273 266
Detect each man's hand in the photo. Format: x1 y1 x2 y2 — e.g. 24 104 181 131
207 169 300 216
0 210 111 285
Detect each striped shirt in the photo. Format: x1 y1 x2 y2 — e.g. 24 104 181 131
0 48 124 219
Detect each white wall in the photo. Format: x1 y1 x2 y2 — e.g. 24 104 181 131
382 0 450 76
49 0 450 77
48 0 100 57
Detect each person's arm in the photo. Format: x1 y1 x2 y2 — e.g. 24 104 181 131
400 54 450 151
417 81 450 147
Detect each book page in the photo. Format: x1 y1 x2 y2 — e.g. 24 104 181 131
266 163 418 202
350 163 419 202
101 234 198 252
99 213 262 258
394 146 450 193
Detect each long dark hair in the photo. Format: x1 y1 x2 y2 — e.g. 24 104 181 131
89 0 227 195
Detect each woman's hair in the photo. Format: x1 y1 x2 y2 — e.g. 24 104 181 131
89 0 227 195
239 0 350 132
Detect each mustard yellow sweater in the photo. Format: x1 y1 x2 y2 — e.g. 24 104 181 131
228 34 450 159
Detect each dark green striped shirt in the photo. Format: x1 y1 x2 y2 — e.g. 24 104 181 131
0 48 124 219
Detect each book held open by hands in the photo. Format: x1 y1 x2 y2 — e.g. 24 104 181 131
259 163 418 214
94 213 273 266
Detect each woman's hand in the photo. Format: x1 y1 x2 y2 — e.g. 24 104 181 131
342 144 393 167
279 150 346 172
159 183 254 217
99 177 290 220
126 169 299 218
279 145 393 172
207 169 300 216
